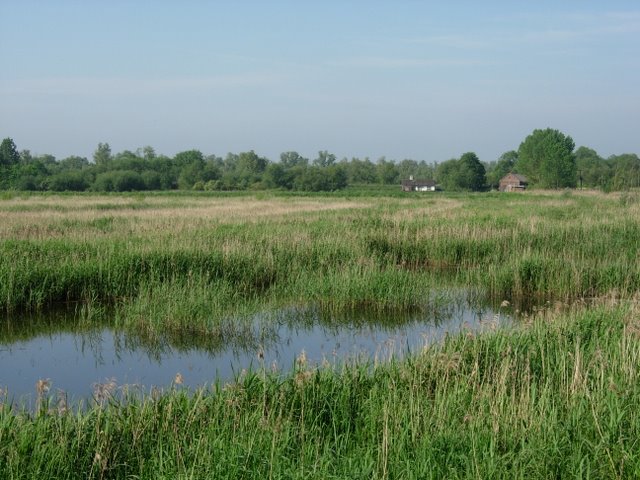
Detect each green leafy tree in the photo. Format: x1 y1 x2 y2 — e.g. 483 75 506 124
280 151 308 168
313 150 336 168
0 138 20 188
517 128 576 188
574 147 608 189
174 150 206 189
93 170 146 191
236 151 268 175
93 142 112 166
609 153 640 190
486 151 518 189
457 152 486 191
58 156 90 171
112 150 147 172
435 158 461 191
19 149 33 164
141 170 162 190
263 163 292 189
46 171 90 191
229 151 268 188
147 155 176 189
343 157 377 184
0 138 20 167
141 146 156 161
397 159 419 180
376 158 399 184
292 166 342 191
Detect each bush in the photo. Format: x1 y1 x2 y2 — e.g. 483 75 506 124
93 170 147 192
46 171 90 191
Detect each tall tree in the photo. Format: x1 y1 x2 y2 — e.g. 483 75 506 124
574 146 607 188
435 158 460 191
280 151 308 168
375 158 399 184
0 138 20 167
486 150 518 189
141 146 156 161
609 153 640 190
517 128 576 188
457 152 486 191
174 150 206 189
236 150 268 175
313 150 336 168
93 142 112 166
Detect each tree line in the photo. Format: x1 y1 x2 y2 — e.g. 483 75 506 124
1 129 638 192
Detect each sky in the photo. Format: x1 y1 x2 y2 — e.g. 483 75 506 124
1 1 639 163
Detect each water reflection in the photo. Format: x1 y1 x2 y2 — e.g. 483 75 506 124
0 292 514 408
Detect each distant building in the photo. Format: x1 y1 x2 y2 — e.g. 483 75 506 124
401 176 437 192
499 173 528 192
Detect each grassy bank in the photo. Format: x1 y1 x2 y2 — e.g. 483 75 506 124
2 300 639 478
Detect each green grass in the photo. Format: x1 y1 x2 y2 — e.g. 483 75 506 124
1 191 639 325
2 190 640 478
2 301 639 479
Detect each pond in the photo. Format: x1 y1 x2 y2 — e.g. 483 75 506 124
0 293 516 409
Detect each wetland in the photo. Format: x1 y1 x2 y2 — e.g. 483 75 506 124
2 189 640 478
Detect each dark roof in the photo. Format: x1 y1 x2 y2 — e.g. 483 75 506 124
502 173 528 183
401 179 436 187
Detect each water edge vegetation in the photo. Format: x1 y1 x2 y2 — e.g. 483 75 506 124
1 189 640 478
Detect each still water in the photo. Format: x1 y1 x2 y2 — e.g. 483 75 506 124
0 297 514 408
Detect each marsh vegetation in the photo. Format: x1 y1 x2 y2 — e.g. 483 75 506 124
1 189 640 478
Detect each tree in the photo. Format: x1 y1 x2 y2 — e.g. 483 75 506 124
376 158 399 184
517 128 576 188
174 150 206 189
92 142 113 168
436 158 461 191
280 151 308 168
574 147 608 189
486 151 518 189
93 170 146 191
343 157 377 184
292 165 347 191
58 156 90 171
46 171 90 191
457 152 486 191
0 138 20 167
141 146 156 161
609 153 640 190
236 151 268 175
397 159 419 180
265 163 297 189
313 150 336 168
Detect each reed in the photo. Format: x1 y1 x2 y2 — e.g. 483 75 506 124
2 191 639 325
2 299 639 478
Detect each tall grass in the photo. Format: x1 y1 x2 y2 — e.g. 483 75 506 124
1 191 639 330
2 300 639 478
2 191 640 478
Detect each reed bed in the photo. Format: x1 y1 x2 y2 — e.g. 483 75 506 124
2 190 640 478
1 191 639 327
2 299 639 478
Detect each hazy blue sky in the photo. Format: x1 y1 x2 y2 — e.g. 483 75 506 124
1 1 638 163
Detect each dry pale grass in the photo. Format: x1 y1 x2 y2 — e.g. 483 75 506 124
382 198 463 224
0 196 372 240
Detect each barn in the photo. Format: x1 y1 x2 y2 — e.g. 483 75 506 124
499 173 528 192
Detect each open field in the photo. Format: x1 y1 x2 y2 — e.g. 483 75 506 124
2 189 640 478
